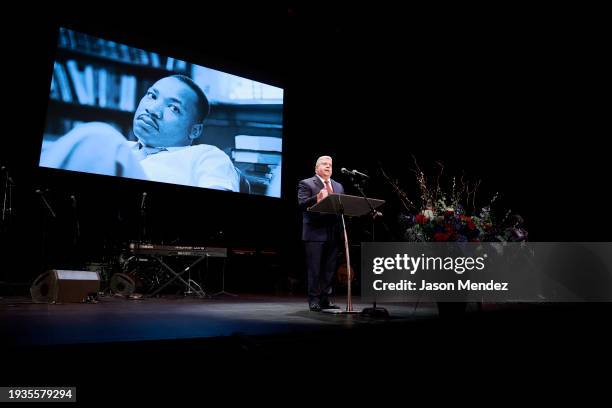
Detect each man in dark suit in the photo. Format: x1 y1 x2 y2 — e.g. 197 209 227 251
298 156 344 311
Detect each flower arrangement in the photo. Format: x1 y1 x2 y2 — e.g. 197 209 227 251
383 159 528 243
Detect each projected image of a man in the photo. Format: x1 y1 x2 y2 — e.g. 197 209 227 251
40 75 240 192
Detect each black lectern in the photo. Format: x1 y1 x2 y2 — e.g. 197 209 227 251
308 193 385 313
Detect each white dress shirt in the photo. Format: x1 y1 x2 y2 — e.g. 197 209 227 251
40 122 239 192
127 142 239 191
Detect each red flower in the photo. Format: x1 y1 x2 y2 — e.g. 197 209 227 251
415 214 427 224
434 232 451 241
460 215 476 230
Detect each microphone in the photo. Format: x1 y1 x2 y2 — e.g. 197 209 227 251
352 169 370 179
141 192 147 210
341 167 370 179
1 166 15 185
70 195 77 208
36 188 56 218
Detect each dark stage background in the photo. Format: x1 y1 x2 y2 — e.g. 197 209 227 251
0 5 608 292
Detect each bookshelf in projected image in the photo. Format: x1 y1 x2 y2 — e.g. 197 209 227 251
44 27 190 143
231 135 282 196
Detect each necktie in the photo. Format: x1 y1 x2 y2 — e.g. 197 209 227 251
324 180 333 193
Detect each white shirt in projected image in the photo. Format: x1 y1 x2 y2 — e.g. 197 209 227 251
127 142 239 192
40 122 239 192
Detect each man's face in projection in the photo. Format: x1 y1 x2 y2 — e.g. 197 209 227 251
133 76 201 147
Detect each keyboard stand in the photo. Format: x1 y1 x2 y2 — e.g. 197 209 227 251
147 254 208 298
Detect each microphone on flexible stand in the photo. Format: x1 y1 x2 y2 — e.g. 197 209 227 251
139 192 148 244
341 167 370 179
36 189 56 218
141 192 147 210
1 166 15 185
70 194 80 245
1 165 15 223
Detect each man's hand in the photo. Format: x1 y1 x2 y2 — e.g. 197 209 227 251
317 188 329 203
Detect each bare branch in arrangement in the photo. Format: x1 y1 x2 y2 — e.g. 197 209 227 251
472 179 482 214
380 165 415 211
434 161 444 206
411 155 430 206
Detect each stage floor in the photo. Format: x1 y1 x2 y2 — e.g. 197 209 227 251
1 294 441 346
2 293 610 398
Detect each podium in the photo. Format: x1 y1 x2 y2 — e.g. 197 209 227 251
308 193 384 313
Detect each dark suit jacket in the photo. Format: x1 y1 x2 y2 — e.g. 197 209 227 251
298 176 345 241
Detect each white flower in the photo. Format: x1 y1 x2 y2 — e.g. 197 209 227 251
422 209 435 220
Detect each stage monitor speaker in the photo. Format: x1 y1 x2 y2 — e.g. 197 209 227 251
110 273 135 296
30 270 100 303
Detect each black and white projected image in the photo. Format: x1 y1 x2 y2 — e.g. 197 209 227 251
40 27 284 197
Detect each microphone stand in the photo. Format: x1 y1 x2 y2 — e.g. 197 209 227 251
138 193 147 244
70 195 81 269
71 195 80 246
38 190 56 219
1 167 15 292
1 168 15 228
37 189 56 273
347 174 390 318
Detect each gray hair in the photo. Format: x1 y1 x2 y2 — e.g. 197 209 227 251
315 156 333 167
